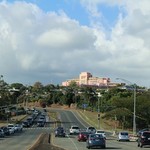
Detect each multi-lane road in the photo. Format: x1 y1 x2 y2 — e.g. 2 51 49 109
0 108 146 150
52 109 142 150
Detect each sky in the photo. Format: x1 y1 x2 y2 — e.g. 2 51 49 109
0 0 150 87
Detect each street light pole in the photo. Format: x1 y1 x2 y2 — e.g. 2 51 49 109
116 78 136 135
98 97 100 129
133 84 136 135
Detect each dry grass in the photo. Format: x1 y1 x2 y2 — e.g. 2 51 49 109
77 109 116 131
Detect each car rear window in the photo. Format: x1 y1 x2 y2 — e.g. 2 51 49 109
97 131 104 133
72 127 79 129
89 127 95 130
143 132 150 137
121 132 128 135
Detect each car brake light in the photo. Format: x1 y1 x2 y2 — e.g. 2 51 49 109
141 136 146 138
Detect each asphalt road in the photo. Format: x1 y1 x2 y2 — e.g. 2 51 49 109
52 109 145 150
0 108 148 150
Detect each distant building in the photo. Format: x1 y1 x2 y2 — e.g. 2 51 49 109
62 72 117 88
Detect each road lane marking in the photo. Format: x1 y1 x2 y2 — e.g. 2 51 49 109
66 134 79 150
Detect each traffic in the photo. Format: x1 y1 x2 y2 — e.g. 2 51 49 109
0 108 150 150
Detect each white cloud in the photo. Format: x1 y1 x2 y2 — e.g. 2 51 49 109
0 0 150 87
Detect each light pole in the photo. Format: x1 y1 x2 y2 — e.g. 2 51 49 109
97 93 101 129
116 78 136 135
98 97 100 129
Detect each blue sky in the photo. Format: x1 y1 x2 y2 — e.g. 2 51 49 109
0 0 150 87
5 0 120 27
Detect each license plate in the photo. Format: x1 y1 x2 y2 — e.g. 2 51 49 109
148 138 150 140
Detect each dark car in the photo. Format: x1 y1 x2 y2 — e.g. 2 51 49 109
78 131 89 142
55 127 65 137
86 133 106 149
1 126 10 136
22 121 30 128
137 131 150 148
37 120 45 127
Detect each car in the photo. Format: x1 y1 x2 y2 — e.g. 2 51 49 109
69 125 80 135
137 131 150 148
78 131 89 142
86 126 96 134
86 133 106 149
0 129 5 137
26 117 34 125
55 127 66 137
37 120 45 127
22 121 30 128
7 124 15 134
1 126 10 136
96 130 106 139
14 124 23 132
118 131 130 141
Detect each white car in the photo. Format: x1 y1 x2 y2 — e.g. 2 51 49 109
86 126 96 134
7 124 15 134
69 125 80 135
96 130 106 139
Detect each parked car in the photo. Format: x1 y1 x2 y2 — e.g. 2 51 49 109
118 131 130 141
86 133 106 149
55 127 66 137
137 131 150 148
78 131 89 142
0 129 5 137
96 130 106 139
69 125 80 135
1 126 10 136
86 126 96 134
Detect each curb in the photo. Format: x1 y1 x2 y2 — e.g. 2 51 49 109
27 133 43 150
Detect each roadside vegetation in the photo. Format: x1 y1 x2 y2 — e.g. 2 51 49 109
0 78 150 131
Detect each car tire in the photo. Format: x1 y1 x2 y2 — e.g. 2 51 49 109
140 143 143 148
102 145 106 149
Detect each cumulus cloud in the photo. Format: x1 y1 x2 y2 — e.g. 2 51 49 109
0 0 150 87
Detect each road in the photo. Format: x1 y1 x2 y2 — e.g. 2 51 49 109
0 108 148 150
0 108 51 150
52 109 145 150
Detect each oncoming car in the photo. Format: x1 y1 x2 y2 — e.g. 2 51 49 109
69 125 80 135
55 127 66 137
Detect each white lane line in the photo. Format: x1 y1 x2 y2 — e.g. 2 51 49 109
66 134 79 150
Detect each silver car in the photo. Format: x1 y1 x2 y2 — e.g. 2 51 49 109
118 131 130 141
